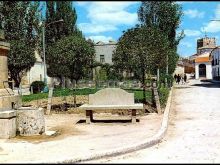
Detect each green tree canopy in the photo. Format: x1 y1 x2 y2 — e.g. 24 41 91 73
138 1 184 79
45 1 86 85
46 34 95 83
0 1 41 87
113 25 170 103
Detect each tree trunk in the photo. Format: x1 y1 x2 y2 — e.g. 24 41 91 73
61 76 65 89
73 79 77 108
12 73 20 88
157 68 160 85
142 70 146 104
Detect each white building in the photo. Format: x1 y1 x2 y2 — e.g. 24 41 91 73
210 46 220 80
194 36 216 80
195 52 212 79
94 40 117 64
22 50 53 86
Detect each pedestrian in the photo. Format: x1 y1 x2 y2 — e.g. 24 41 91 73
181 75 184 84
177 74 181 84
184 74 187 84
174 74 177 83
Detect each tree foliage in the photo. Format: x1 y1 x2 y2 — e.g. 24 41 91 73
113 25 170 103
46 34 95 83
0 1 41 87
138 1 184 77
45 1 86 84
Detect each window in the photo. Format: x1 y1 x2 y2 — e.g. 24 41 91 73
100 55 105 63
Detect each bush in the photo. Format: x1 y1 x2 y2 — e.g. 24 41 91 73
159 73 174 88
158 87 170 108
30 81 45 94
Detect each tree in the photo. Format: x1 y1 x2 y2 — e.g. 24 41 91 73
56 1 77 38
45 1 83 86
138 1 184 85
113 25 170 103
46 34 95 84
0 1 41 87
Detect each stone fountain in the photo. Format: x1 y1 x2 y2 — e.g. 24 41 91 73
0 30 45 138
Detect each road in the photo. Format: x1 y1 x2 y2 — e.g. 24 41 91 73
85 79 220 163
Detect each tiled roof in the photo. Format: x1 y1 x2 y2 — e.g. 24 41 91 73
195 57 210 63
195 52 211 63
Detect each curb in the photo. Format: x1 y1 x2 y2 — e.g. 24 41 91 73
57 87 174 163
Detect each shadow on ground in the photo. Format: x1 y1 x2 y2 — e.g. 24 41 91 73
191 82 220 88
174 86 191 89
76 119 140 124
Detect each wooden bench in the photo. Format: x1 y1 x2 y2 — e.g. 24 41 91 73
79 88 143 124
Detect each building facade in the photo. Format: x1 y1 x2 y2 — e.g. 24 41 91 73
194 36 216 80
94 40 117 64
21 50 53 86
195 52 213 79
210 46 220 80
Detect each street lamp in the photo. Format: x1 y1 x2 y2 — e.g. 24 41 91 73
42 19 64 86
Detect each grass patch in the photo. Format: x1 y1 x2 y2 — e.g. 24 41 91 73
22 87 152 103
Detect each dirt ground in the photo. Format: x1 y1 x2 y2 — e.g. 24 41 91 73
16 95 153 144
0 93 163 163
0 111 163 163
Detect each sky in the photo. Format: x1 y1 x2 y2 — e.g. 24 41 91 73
41 1 220 58
73 1 220 58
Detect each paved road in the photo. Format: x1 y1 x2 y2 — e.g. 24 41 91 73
85 79 220 163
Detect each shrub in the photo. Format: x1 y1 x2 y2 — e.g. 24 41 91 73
159 73 174 88
30 81 45 94
158 87 170 108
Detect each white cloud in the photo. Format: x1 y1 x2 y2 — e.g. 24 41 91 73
86 35 114 43
176 2 195 4
202 21 220 33
202 4 220 33
78 23 117 34
184 9 205 18
184 29 202 37
88 11 137 26
75 1 91 6
76 2 139 34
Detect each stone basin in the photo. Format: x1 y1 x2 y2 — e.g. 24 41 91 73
16 107 45 136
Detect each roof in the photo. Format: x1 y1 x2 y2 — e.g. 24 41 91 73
95 40 117 45
198 45 216 49
195 52 211 63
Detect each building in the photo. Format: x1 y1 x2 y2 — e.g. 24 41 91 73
194 36 216 80
174 57 185 76
94 40 117 64
174 56 194 76
210 46 220 80
197 37 216 54
195 52 212 79
21 50 53 86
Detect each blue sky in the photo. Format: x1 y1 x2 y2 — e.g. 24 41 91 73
41 1 220 58
73 1 220 58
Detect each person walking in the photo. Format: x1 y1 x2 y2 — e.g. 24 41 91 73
174 74 177 83
177 74 181 84
184 74 187 84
